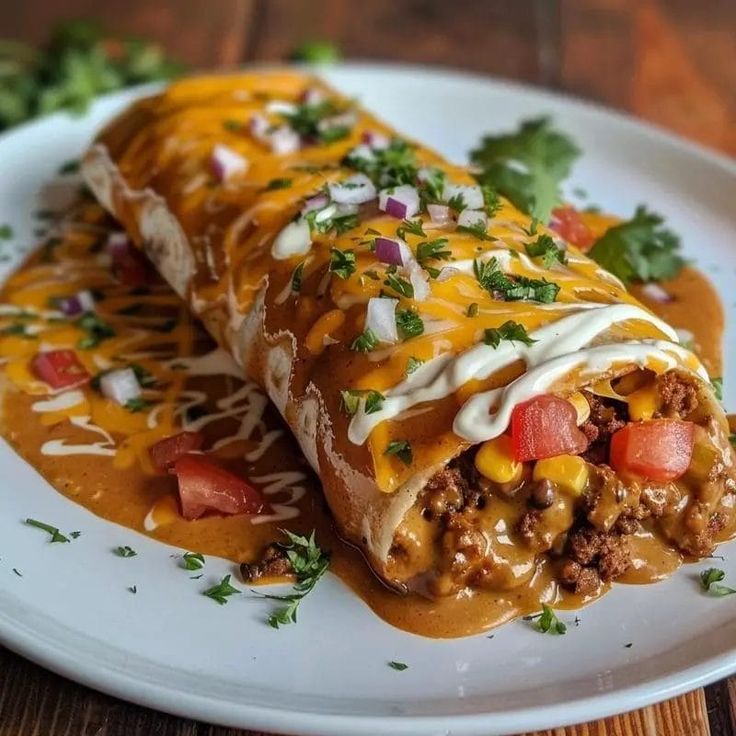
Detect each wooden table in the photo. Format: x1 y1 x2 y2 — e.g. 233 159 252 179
1 1 735 734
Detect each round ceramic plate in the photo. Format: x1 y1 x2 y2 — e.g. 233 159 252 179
0 63 734 736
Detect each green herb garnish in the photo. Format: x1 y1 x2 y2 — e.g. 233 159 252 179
351 328 379 353
263 177 293 191
76 311 115 349
257 530 330 628
203 574 241 605
457 221 492 241
0 224 13 240
344 139 417 188
474 257 559 303
289 41 342 64
182 552 205 571
385 440 412 465
280 99 352 145
340 389 384 415
125 397 152 413
525 233 567 267
527 604 567 635
588 206 684 284
291 262 305 293
483 320 536 348
329 248 357 279
25 518 69 543
383 273 414 299
396 309 424 340
406 356 424 375
57 159 80 175
115 545 137 558
700 568 736 596
416 238 451 271
471 117 580 223
396 219 426 239
712 377 723 402
466 302 479 318
388 661 409 671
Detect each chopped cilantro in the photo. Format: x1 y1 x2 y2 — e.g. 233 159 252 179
588 206 684 284
406 356 424 375
182 552 205 570
483 320 536 348
125 397 152 413
255 530 330 628
57 159 80 175
526 604 567 635
25 518 69 543
0 323 36 339
291 262 305 293
344 139 417 188
416 238 451 270
115 545 137 558
385 440 412 465
76 312 115 349
203 574 241 605
418 167 446 206
280 99 352 145
388 661 408 671
223 119 244 132
447 193 466 212
457 221 492 241
0 224 13 240
263 177 293 191
712 377 723 402
396 309 424 340
396 219 426 239
351 328 379 353
289 40 342 64
466 302 479 318
340 389 384 415
383 273 414 299
481 184 502 217
329 248 356 279
473 257 559 303
700 568 736 596
471 117 580 222
128 585 137 594
525 234 567 267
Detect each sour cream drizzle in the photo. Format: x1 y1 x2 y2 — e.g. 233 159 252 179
349 303 705 445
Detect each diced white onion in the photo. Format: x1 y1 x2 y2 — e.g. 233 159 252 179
366 297 398 343
272 219 312 260
443 182 484 210
427 203 451 224
328 173 377 205
210 144 249 182
266 100 298 116
457 209 488 229
378 184 420 219
100 368 141 406
346 144 375 163
436 266 460 283
269 126 301 155
314 203 338 224
641 282 673 303
408 262 430 302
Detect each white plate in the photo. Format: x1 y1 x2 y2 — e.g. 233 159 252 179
0 63 735 736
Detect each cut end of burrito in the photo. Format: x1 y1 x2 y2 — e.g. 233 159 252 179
81 70 736 617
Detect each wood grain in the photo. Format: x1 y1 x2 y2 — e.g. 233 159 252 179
0 0 735 734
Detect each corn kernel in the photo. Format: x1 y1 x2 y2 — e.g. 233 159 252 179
567 391 590 425
533 454 589 496
627 385 659 421
475 435 523 484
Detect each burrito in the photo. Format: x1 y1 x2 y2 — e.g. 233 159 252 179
82 70 735 598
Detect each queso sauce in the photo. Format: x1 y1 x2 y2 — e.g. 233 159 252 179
0 199 729 638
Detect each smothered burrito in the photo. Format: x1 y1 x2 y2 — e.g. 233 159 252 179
82 71 735 601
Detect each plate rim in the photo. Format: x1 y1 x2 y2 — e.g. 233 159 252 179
0 60 735 735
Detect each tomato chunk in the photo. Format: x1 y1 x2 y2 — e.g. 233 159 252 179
550 206 595 251
32 350 90 390
610 419 694 481
511 394 588 462
172 453 268 520
150 431 204 472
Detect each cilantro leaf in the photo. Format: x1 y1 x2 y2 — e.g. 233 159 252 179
525 234 567 267
416 238 451 268
471 117 580 222
114 545 137 558
340 389 384 415
385 440 412 465
396 309 424 340
587 206 685 284
182 552 205 571
383 273 414 299
473 257 559 303
25 518 70 543
700 567 736 596
289 41 342 64
344 139 417 188
76 311 115 349
712 377 723 402
329 247 356 279
527 604 567 635
388 661 408 671
263 178 293 191
203 574 241 605
396 219 425 239
406 356 424 375
291 262 305 293
483 320 536 348
351 328 379 353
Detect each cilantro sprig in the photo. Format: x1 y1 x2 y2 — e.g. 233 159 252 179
25 518 70 543
203 574 241 605
483 320 536 348
255 530 330 628
700 568 736 597
525 234 567 267
474 257 559 303
471 117 580 223
525 604 567 635
385 440 412 465
340 389 385 416
329 248 356 279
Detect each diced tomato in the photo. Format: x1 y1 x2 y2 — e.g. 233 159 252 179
610 419 694 481
172 453 268 520
150 431 205 472
32 350 90 390
511 394 588 462
550 206 595 251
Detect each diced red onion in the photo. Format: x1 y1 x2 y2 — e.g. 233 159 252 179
378 185 420 219
328 173 377 205
210 144 249 182
366 297 398 344
408 263 430 302
269 126 301 155
443 183 484 210
427 203 451 224
457 209 488 229
301 193 330 214
272 219 312 260
59 289 96 316
361 130 390 150
641 282 673 303
106 232 130 257
100 368 141 406
436 266 460 283
375 237 404 266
